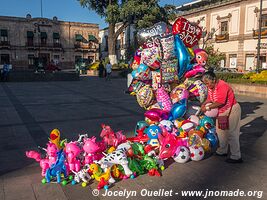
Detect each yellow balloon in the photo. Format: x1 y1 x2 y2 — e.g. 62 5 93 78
188 48 195 58
201 138 211 152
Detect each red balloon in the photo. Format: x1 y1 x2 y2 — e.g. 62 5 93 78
172 17 202 48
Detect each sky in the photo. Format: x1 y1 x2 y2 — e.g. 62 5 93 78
0 0 193 29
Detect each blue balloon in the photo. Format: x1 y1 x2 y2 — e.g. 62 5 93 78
174 35 193 79
168 99 187 121
205 128 218 150
199 116 215 128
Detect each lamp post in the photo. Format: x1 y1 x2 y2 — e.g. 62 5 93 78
256 0 263 73
41 0 43 18
34 23 41 72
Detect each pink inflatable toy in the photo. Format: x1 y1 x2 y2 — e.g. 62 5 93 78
26 142 58 176
65 141 81 172
158 127 188 160
83 136 105 164
100 124 126 147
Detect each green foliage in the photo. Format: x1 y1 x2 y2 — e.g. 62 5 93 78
215 73 243 82
79 0 167 27
216 71 267 85
204 44 226 69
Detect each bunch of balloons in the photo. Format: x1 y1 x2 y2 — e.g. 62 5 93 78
25 17 220 191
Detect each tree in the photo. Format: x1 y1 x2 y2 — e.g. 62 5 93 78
204 44 226 69
79 0 168 64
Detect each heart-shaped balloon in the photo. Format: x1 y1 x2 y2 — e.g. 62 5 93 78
172 17 202 48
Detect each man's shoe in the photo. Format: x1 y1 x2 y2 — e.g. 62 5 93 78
215 152 228 157
225 158 243 163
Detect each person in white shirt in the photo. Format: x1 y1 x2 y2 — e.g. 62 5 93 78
105 61 112 81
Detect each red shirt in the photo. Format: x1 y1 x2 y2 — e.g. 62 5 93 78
207 80 237 114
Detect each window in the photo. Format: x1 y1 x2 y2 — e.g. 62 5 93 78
40 32 47 45
53 32 60 46
28 54 34 67
229 54 237 68
262 14 267 28
1 29 8 42
1 54 10 64
27 31 34 46
53 55 60 65
88 56 94 64
221 21 228 35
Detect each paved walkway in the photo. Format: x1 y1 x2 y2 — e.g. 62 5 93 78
0 77 266 200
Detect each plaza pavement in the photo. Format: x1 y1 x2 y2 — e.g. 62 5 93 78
0 77 266 200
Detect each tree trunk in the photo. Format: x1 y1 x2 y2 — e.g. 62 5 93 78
108 23 118 65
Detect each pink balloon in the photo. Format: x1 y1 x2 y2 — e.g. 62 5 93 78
156 87 172 112
204 103 219 118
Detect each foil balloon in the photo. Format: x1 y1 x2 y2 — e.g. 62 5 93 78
144 108 169 122
159 120 174 132
204 103 219 118
205 128 218 151
141 40 162 70
131 63 151 81
156 87 172 112
188 133 202 147
170 85 189 104
188 115 200 126
172 17 202 48
137 22 169 45
127 79 146 95
134 121 149 136
168 99 187 121
144 109 162 122
184 101 201 119
187 80 208 103
184 49 208 78
174 35 193 79
188 129 205 139
136 85 154 109
201 138 211 153
199 116 215 129
159 34 176 60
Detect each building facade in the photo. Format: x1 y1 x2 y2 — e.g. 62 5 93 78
176 0 267 70
0 14 99 70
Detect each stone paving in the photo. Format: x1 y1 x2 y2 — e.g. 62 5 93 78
0 77 266 200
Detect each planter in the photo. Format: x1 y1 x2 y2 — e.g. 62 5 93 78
87 70 98 76
230 83 267 99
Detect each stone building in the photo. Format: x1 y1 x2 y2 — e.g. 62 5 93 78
0 14 99 70
176 0 267 70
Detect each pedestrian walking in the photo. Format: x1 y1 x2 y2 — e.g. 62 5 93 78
2 62 10 82
105 61 112 81
98 60 104 78
201 68 242 164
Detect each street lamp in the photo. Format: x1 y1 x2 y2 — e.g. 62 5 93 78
34 23 41 72
256 0 263 73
